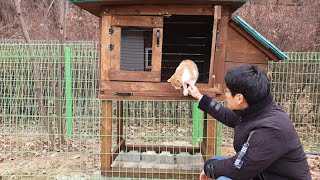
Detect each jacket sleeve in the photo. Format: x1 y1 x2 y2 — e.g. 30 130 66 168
211 126 288 180
198 95 239 128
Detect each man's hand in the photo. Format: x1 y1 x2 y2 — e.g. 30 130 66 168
187 84 203 100
200 170 208 180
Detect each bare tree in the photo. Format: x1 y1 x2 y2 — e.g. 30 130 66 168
55 0 69 148
13 0 55 148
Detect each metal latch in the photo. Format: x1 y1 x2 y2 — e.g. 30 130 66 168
114 92 133 96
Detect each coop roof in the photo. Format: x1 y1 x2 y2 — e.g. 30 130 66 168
68 0 247 17
232 16 288 60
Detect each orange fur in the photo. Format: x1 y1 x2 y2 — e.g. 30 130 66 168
167 59 199 96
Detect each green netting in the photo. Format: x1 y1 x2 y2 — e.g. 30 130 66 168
0 40 319 179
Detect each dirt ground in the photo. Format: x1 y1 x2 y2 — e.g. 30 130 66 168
0 135 319 179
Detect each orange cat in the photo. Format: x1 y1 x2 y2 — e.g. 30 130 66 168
167 59 199 96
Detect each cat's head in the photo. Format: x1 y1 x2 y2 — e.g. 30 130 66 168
167 77 183 90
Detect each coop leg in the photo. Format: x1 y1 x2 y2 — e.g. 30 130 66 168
101 100 113 174
117 101 124 145
205 114 217 161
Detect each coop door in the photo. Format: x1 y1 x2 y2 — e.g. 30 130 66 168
109 16 163 82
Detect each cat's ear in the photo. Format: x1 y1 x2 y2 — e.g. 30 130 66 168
167 78 171 82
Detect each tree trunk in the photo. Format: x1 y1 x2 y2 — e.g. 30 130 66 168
55 0 69 148
13 0 55 148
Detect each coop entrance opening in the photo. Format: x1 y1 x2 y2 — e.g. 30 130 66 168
161 15 214 83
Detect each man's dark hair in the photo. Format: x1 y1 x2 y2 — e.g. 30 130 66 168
224 64 270 106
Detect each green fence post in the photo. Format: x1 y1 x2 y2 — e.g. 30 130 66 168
65 47 73 137
193 102 204 146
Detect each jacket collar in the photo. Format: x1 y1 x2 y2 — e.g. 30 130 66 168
234 92 274 120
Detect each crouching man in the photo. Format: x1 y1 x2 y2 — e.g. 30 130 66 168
188 64 311 180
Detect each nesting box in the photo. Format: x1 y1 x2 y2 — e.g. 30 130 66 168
70 0 286 100
69 0 287 178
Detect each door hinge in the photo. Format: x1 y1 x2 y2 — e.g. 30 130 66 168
108 27 114 35
108 44 114 51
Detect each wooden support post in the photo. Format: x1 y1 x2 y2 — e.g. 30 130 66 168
205 114 217 161
117 101 124 145
212 6 229 88
101 100 113 174
100 15 112 82
209 5 221 87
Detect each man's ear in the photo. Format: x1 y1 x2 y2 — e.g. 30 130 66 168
167 78 171 82
237 94 244 105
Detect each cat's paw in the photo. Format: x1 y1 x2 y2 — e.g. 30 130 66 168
183 90 189 96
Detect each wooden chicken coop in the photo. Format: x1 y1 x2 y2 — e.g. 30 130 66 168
69 0 287 179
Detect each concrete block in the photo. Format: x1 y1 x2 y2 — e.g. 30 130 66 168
141 151 157 162
111 160 123 168
126 150 141 162
114 150 126 161
192 164 204 171
156 151 174 164
154 163 176 169
122 162 139 168
176 152 192 164
192 153 204 164
139 162 155 169
177 164 193 170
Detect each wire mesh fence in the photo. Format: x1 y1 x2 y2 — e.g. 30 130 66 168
269 52 320 152
0 40 319 179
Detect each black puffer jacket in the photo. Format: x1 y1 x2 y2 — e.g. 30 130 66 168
199 94 311 180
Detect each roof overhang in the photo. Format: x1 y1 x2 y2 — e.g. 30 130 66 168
69 0 247 17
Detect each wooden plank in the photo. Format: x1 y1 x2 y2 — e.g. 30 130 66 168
100 16 112 81
106 5 163 15
201 113 208 159
98 92 223 101
226 50 268 64
126 144 200 154
111 16 163 28
110 27 121 71
103 5 215 16
201 141 208 161
152 28 163 72
101 100 113 171
226 26 269 64
229 21 280 61
112 139 126 162
206 115 217 161
212 6 229 87
225 62 268 73
109 70 161 82
208 5 221 87
102 167 199 179
100 81 221 93
117 101 124 145
164 5 214 15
